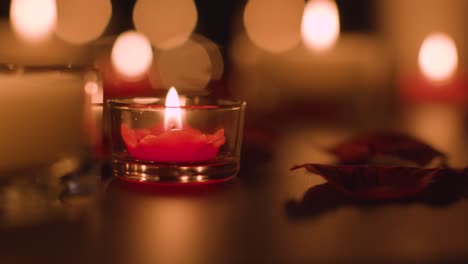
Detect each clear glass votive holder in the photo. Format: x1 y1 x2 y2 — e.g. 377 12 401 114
0 64 98 176
108 97 246 184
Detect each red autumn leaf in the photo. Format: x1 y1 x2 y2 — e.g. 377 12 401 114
291 163 450 200
329 132 446 166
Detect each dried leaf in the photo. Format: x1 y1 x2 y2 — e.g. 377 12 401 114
329 132 446 167
291 163 451 200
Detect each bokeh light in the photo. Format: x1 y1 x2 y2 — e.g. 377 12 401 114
243 0 304 53
10 0 57 42
133 0 198 50
111 31 153 80
154 35 222 91
55 0 112 44
418 32 458 83
301 0 340 52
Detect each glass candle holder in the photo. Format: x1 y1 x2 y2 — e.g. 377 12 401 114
0 64 97 175
109 96 246 184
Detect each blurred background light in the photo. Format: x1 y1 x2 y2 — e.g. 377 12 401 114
301 0 340 52
55 0 112 45
154 35 222 91
111 31 153 80
418 32 458 83
133 0 198 50
243 0 304 53
10 0 57 42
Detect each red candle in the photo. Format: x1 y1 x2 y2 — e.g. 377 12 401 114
103 30 158 99
400 72 468 104
401 32 468 104
121 87 226 162
102 62 155 99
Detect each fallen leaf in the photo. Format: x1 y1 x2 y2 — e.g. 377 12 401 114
329 132 446 167
291 163 452 200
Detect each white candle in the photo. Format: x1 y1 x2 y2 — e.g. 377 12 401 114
0 70 85 171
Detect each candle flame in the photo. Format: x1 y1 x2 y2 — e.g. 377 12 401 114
10 0 57 42
164 87 183 130
301 0 339 52
418 32 458 83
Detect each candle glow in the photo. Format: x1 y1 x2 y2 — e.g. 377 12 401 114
55 0 112 44
243 0 304 53
164 87 183 130
133 0 197 49
10 0 57 42
111 31 153 80
418 32 458 83
118 86 226 163
301 0 340 52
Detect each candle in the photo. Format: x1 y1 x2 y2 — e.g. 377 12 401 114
0 68 85 172
109 91 246 184
400 32 468 103
231 0 391 113
102 31 155 99
378 0 468 74
120 87 225 162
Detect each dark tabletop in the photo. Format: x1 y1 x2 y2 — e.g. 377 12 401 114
1 104 468 264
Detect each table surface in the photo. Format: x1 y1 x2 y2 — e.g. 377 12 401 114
1 104 468 264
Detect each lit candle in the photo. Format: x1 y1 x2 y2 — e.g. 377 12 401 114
400 32 468 103
120 87 226 162
103 31 155 99
232 0 391 112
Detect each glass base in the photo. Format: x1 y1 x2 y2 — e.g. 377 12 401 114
112 157 239 184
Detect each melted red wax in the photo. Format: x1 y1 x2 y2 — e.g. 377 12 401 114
121 123 225 162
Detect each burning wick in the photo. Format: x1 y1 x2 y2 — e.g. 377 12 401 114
164 87 183 130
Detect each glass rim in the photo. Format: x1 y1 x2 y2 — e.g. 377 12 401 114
0 63 96 73
108 96 246 111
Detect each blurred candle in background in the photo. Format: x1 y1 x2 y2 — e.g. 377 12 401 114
378 0 468 104
0 0 109 171
0 0 97 65
133 0 198 50
301 0 339 52
0 67 85 172
102 30 154 99
400 32 467 103
231 0 391 114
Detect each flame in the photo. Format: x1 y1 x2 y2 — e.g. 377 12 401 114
111 31 153 80
301 0 340 52
10 0 57 42
418 32 458 83
164 87 183 130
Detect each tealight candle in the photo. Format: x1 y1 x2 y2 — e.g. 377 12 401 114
400 32 468 104
109 87 246 184
120 88 225 162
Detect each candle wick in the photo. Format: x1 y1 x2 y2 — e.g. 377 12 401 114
167 122 181 131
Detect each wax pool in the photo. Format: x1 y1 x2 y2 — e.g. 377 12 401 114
121 123 225 162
